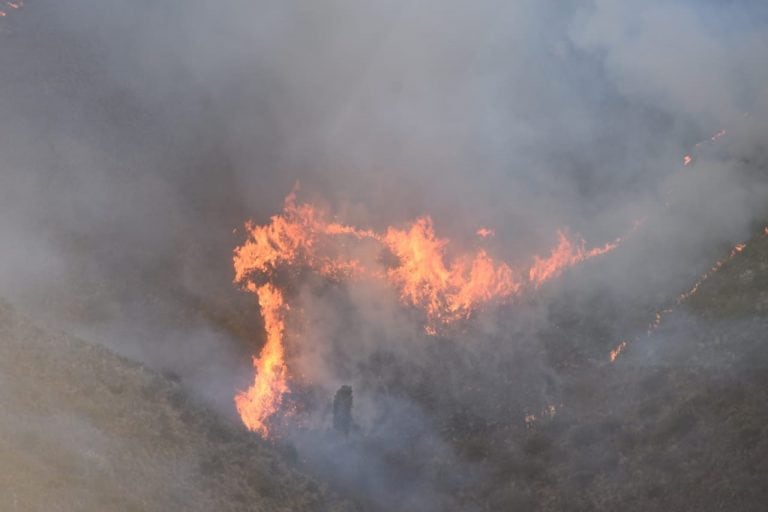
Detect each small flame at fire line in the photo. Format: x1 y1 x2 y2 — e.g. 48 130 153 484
675 243 746 305
609 341 627 363
476 227 494 238
529 230 621 287
0 0 26 20
234 192 629 435
683 128 726 167
524 403 560 428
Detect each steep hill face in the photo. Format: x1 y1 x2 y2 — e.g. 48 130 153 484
2 228 764 512
448 227 768 511
1 3 766 510
0 302 356 512
282 226 767 512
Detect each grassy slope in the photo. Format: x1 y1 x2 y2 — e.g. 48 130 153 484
0 302 356 512
0 236 763 512
464 226 768 511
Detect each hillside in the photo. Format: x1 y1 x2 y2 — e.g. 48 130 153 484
0 302 356 512
451 226 768 510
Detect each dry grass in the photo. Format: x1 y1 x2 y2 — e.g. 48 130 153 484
0 302 356 512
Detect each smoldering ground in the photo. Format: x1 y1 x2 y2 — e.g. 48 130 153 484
1 0 767 510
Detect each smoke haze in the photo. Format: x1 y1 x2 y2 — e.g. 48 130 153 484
1 1 767 510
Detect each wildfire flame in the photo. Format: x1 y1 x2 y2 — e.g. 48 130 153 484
234 190 628 435
234 283 289 437
383 218 521 326
476 227 495 238
0 0 25 19
0 0 24 22
528 230 621 287
675 243 745 305
609 341 627 363
682 128 726 167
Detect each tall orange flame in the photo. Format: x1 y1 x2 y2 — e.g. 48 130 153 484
383 218 520 328
234 283 289 437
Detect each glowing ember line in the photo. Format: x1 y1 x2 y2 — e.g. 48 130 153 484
675 243 745 305
610 227 767 363
0 0 25 19
682 128 726 167
646 308 674 336
609 341 627 363
709 129 726 142
524 403 560 428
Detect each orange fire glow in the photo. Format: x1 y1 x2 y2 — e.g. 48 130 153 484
0 0 24 19
233 191 375 283
675 243 745 305
383 218 521 328
529 231 620 287
682 128 726 167
476 227 495 238
233 191 629 435
609 341 627 362
234 283 289 437
0 0 24 18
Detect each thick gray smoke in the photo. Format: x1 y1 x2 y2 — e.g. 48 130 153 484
1 1 767 510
